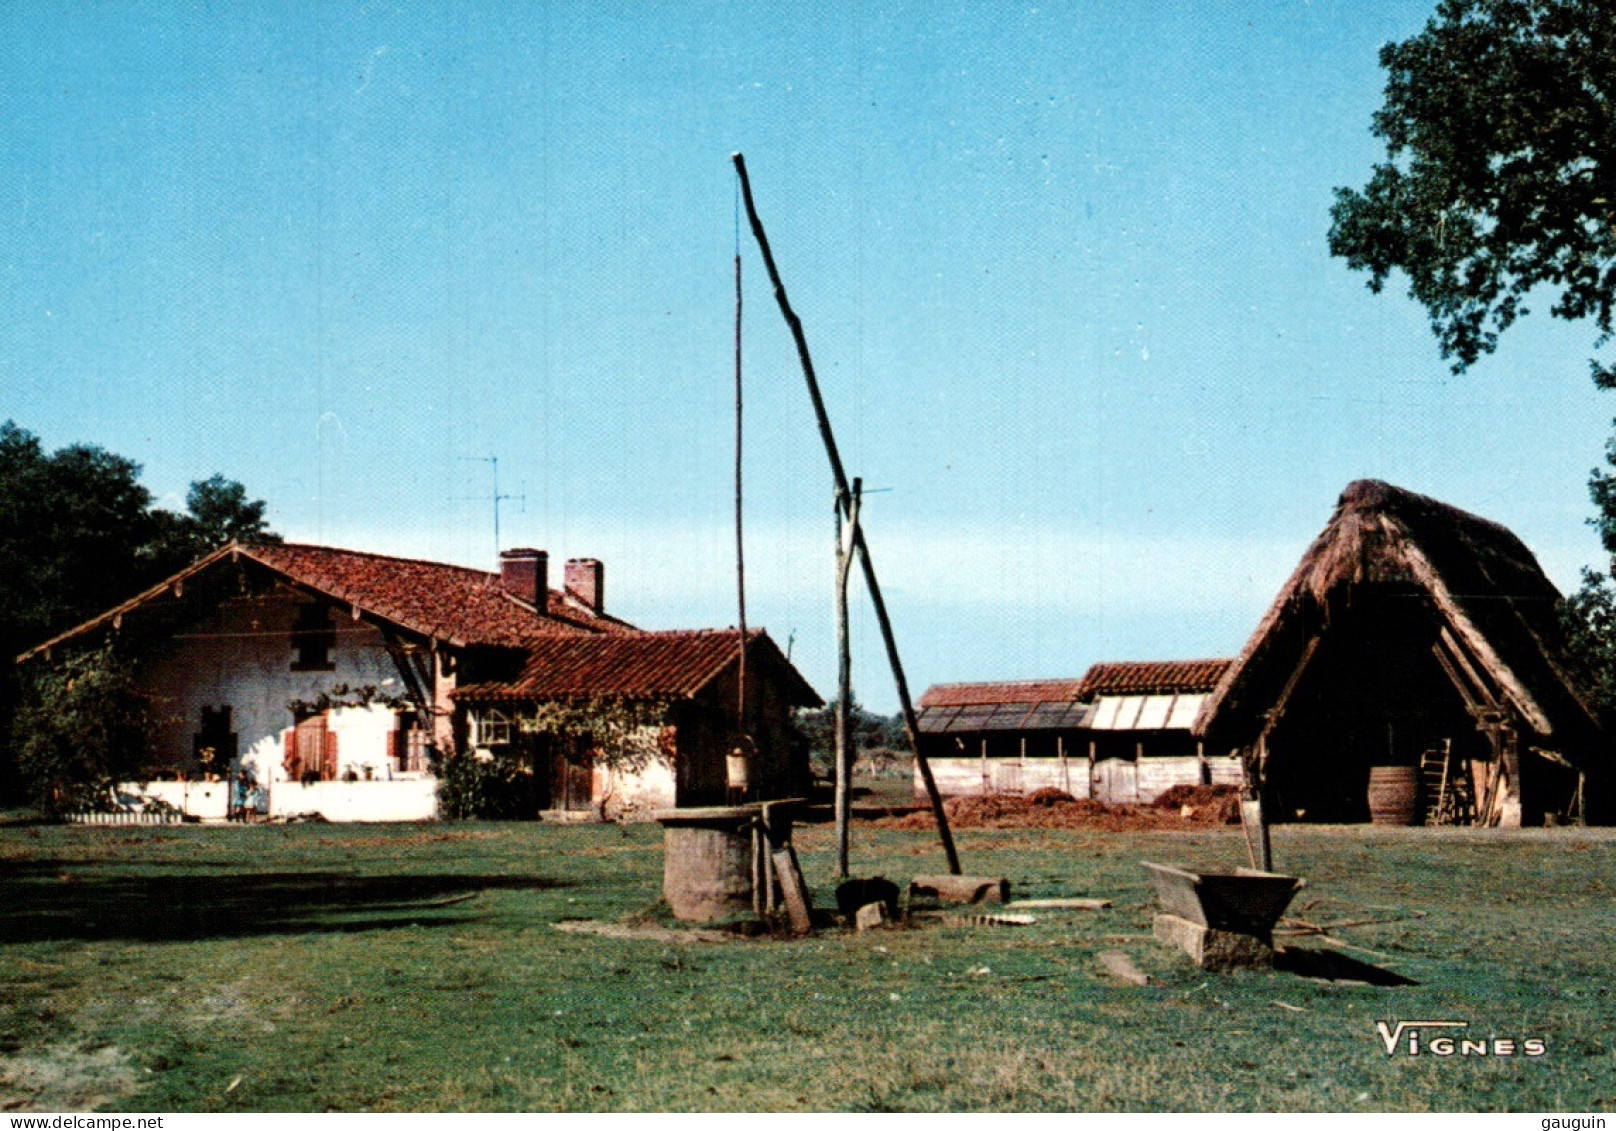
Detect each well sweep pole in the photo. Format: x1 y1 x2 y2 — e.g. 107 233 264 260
732 151 960 874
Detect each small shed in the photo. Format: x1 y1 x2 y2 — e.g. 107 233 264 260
915 660 1235 802
454 629 821 817
1194 480 1608 827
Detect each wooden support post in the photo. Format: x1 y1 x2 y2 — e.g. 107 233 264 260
772 847 814 935
733 152 961 875
751 819 766 917
981 738 989 795
1255 734 1273 871
1058 735 1069 794
834 481 861 878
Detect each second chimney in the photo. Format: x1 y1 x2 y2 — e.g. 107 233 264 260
565 558 604 614
499 548 547 607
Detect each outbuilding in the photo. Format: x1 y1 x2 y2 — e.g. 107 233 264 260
1194 480 1608 826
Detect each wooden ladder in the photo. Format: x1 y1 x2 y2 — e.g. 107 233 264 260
1421 740 1472 826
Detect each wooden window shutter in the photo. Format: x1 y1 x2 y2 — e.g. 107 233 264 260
283 730 298 774
323 730 339 781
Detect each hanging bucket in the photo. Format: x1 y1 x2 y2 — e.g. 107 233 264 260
726 746 752 794
1367 765 1418 826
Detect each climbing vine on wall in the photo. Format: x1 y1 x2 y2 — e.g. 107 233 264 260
520 698 673 774
285 683 412 717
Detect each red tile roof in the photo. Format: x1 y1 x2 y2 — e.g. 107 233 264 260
453 629 821 706
917 680 1088 709
16 540 633 661
1077 659 1232 697
246 543 633 646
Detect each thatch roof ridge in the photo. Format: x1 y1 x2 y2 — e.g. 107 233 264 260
1195 479 1597 747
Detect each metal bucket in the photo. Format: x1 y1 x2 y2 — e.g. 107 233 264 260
1368 765 1418 825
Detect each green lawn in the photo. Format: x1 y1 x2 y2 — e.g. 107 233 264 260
2 817 1613 1112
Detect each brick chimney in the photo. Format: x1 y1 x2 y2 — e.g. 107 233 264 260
499 548 547 607
565 558 604 614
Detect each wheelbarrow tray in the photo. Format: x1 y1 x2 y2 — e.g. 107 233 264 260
1141 861 1305 938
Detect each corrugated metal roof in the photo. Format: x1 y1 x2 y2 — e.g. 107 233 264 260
913 662 1229 737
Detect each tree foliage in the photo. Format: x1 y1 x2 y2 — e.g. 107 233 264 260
0 420 279 805
1330 0 1616 713
11 646 161 816
0 421 278 662
1328 0 1616 378
793 695 906 776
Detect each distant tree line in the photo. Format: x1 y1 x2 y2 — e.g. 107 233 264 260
792 695 908 779
0 420 277 809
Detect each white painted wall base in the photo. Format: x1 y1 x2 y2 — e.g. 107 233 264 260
269 778 439 822
124 777 440 823
916 755 1241 804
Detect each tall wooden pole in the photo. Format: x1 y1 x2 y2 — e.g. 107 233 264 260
834 479 861 877
732 151 961 874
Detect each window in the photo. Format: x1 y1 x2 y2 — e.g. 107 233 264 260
290 602 336 671
392 711 431 773
468 707 514 748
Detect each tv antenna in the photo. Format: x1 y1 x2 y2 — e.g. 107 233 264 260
455 455 525 556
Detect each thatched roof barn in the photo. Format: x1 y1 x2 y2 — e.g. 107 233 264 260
1194 480 1608 827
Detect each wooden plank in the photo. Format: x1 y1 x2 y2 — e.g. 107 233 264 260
1097 950 1152 986
771 847 814 935
1008 898 1112 910
909 874 1010 905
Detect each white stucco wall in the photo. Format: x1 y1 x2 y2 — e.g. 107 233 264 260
596 755 677 818
136 591 432 816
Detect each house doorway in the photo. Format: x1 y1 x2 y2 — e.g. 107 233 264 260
550 738 594 811
291 712 335 783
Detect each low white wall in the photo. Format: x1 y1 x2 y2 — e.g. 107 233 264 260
121 777 439 822
128 780 231 820
269 778 439 822
917 755 1241 804
919 757 1093 801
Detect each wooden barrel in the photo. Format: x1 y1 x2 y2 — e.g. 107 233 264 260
1367 765 1418 826
661 814 755 922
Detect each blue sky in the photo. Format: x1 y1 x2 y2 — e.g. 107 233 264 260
3 1 1610 711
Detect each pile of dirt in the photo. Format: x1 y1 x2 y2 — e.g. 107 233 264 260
876 785 1240 832
1151 783 1242 824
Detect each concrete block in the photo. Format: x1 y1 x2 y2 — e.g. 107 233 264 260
1154 912 1274 971
855 902 890 931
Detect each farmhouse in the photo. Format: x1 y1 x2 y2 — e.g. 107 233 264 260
1194 479 1609 827
915 659 1236 803
17 542 818 821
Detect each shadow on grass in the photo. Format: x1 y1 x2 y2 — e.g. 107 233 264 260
0 867 571 943
1275 945 1418 986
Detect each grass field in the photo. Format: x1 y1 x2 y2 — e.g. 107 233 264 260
2 808 1614 1112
